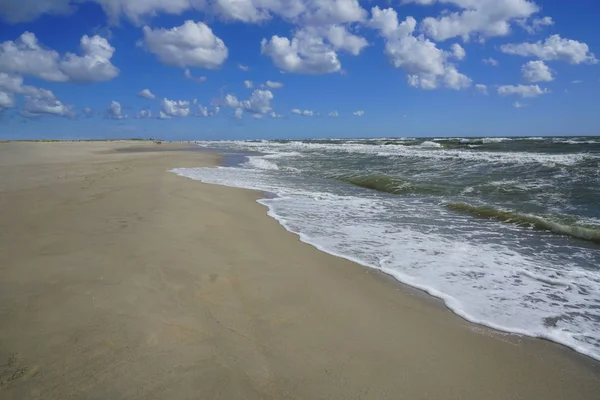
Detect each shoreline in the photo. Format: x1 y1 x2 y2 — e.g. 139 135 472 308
175 146 600 363
1 141 599 399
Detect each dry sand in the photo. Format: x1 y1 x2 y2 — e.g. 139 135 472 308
0 141 599 399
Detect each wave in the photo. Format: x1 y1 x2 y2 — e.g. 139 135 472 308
336 174 445 196
446 203 600 244
245 156 279 170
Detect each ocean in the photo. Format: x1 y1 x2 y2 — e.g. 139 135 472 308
172 136 600 361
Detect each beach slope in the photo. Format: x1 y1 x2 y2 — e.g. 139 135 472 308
0 141 598 399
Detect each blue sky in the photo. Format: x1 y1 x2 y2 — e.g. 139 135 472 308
0 0 598 140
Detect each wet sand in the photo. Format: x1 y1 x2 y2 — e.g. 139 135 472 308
0 141 599 399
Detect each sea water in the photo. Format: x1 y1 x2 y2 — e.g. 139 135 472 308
172 137 600 361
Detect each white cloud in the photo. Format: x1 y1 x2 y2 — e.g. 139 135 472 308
83 107 93 117
213 0 367 25
241 89 273 114
261 32 340 74
450 43 465 60
521 60 554 82
138 88 156 99
291 108 314 116
518 16 554 34
244 80 253 88
0 0 194 25
513 101 527 108
475 84 488 94
0 72 24 94
21 89 75 118
0 73 75 117
328 110 338 117
415 0 539 42
59 35 119 82
238 64 249 71
325 25 368 56
234 107 243 119
370 7 471 90
352 110 364 116
161 97 190 117
265 80 284 88
1 0 368 28
197 104 217 117
137 109 152 118
158 111 171 119
142 20 228 69
0 32 118 83
224 94 240 108
497 84 549 98
572 80 583 84
251 113 263 119
501 35 598 64
0 91 14 109
184 68 207 82
106 100 126 119
482 57 499 67
261 25 367 74
269 111 284 118
223 89 274 114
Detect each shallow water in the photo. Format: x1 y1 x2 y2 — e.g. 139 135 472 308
172 136 600 361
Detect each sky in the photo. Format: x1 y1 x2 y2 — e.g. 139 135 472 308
0 0 599 140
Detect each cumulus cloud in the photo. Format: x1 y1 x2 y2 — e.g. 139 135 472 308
161 97 191 117
238 64 249 71
0 91 14 109
324 25 369 56
0 0 194 25
0 32 118 83
497 84 549 98
482 57 499 67
291 108 314 116
197 104 212 117
414 0 539 41
241 89 273 114
369 7 471 90
269 111 284 118
184 68 207 82
475 84 488 95
106 100 126 119
59 35 119 82
83 107 94 117
21 88 75 118
518 16 554 34
224 94 240 108
244 80 253 88
223 89 274 114
261 25 367 74
251 113 262 119
501 35 598 64
265 80 284 89
158 111 171 119
137 109 152 118
142 20 228 69
138 88 156 99
450 43 465 60
1 0 368 27
513 101 527 108
0 72 74 116
234 107 243 119
352 110 364 116
328 110 339 117
521 60 554 82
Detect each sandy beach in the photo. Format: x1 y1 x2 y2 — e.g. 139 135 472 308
1 141 599 399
